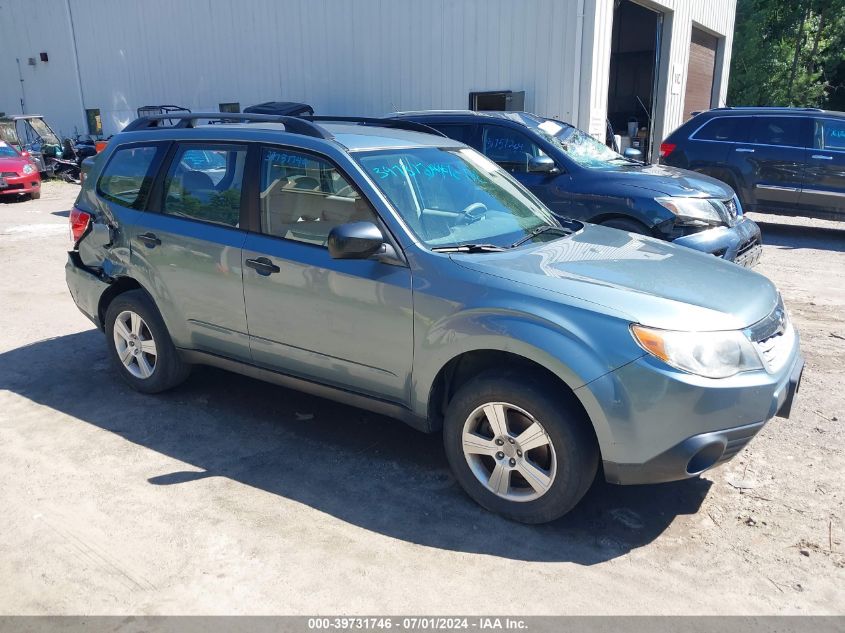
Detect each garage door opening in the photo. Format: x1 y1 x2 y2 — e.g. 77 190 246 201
606 0 663 162
684 27 718 120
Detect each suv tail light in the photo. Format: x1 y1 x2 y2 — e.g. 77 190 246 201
659 142 676 159
69 207 92 244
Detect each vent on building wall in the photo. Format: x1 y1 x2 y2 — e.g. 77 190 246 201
40 52 49 62
27 58 36 66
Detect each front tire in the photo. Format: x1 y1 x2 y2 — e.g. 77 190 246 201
443 371 598 523
104 289 190 393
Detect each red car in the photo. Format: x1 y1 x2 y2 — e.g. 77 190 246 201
0 140 41 200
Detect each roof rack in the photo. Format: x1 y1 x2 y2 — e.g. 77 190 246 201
122 112 333 139
301 115 447 137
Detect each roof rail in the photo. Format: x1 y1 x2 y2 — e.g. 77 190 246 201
122 112 333 139
301 115 447 137
711 106 824 112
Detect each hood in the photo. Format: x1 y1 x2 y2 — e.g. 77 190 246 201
451 224 778 331
597 163 734 199
0 156 28 172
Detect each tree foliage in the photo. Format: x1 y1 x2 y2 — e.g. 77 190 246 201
728 0 845 110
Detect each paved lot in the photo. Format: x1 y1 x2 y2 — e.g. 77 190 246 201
0 181 843 614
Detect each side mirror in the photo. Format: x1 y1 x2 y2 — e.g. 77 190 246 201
623 148 643 161
328 222 386 260
528 155 560 175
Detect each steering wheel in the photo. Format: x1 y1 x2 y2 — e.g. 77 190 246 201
455 202 488 226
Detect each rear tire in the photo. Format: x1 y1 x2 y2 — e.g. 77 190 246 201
599 217 651 235
104 289 190 394
443 370 598 524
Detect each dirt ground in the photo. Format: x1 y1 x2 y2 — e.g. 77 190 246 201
0 181 843 615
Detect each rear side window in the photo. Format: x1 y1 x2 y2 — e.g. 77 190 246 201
162 144 247 227
428 124 474 145
815 119 845 151
749 117 807 148
692 117 748 142
97 145 160 208
480 125 549 173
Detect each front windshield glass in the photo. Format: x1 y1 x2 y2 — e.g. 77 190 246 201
530 118 631 169
356 147 559 248
26 118 61 145
0 141 19 158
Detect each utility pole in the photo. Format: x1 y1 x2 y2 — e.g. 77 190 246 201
15 57 26 113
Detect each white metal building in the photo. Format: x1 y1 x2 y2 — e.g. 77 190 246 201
0 0 736 160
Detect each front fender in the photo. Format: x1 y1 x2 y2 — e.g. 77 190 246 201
410 306 644 447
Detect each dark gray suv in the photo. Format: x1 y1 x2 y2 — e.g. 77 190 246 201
66 113 802 523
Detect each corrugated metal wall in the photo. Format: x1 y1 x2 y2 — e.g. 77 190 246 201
0 0 735 142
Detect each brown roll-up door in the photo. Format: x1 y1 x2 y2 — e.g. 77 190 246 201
684 27 718 120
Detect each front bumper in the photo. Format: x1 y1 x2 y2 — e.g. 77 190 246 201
576 342 803 486
0 174 40 196
671 217 762 268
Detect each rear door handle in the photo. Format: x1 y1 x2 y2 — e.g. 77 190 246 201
138 232 161 248
245 257 281 276
735 148 755 153
811 154 833 160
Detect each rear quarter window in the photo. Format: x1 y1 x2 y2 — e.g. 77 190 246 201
692 117 748 142
97 145 161 208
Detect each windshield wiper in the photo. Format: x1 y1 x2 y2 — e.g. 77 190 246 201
509 225 573 248
431 243 507 253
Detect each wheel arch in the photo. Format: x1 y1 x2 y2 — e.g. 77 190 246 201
97 276 151 330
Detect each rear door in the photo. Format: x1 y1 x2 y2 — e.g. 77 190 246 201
241 145 413 402
130 142 251 360
730 116 809 212
800 117 845 218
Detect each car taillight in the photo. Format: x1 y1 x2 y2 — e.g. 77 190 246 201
95 141 108 153
659 142 676 159
69 207 92 244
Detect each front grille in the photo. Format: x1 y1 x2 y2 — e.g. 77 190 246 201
0 183 24 190
737 236 759 257
1 171 18 177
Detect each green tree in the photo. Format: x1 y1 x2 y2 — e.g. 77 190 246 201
728 0 845 109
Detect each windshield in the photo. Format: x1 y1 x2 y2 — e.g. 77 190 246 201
356 147 560 249
0 141 19 158
530 118 632 169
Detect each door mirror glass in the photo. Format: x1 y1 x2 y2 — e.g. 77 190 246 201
328 222 385 259
623 148 643 160
527 155 559 174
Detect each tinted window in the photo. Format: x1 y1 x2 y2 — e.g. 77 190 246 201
97 145 160 208
749 117 807 148
259 148 378 247
428 124 474 145
480 125 549 173
163 145 246 227
693 117 748 142
816 119 845 151
0 140 19 158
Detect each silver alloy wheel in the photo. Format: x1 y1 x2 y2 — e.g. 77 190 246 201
461 402 557 502
113 310 157 379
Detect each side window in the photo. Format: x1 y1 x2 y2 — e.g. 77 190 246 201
480 126 548 173
259 147 378 247
816 119 845 151
97 145 160 208
428 124 474 145
749 117 807 148
693 117 748 142
163 145 246 227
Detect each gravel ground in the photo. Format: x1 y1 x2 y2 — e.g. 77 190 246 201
0 181 843 615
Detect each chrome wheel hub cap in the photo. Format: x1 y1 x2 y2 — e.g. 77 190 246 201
461 402 556 502
113 310 157 379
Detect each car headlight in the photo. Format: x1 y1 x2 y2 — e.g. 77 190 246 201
631 324 762 378
656 196 724 226
22 163 35 175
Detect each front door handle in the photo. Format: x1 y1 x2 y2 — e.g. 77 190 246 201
138 232 161 248
735 148 755 153
811 154 833 160
245 257 281 276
